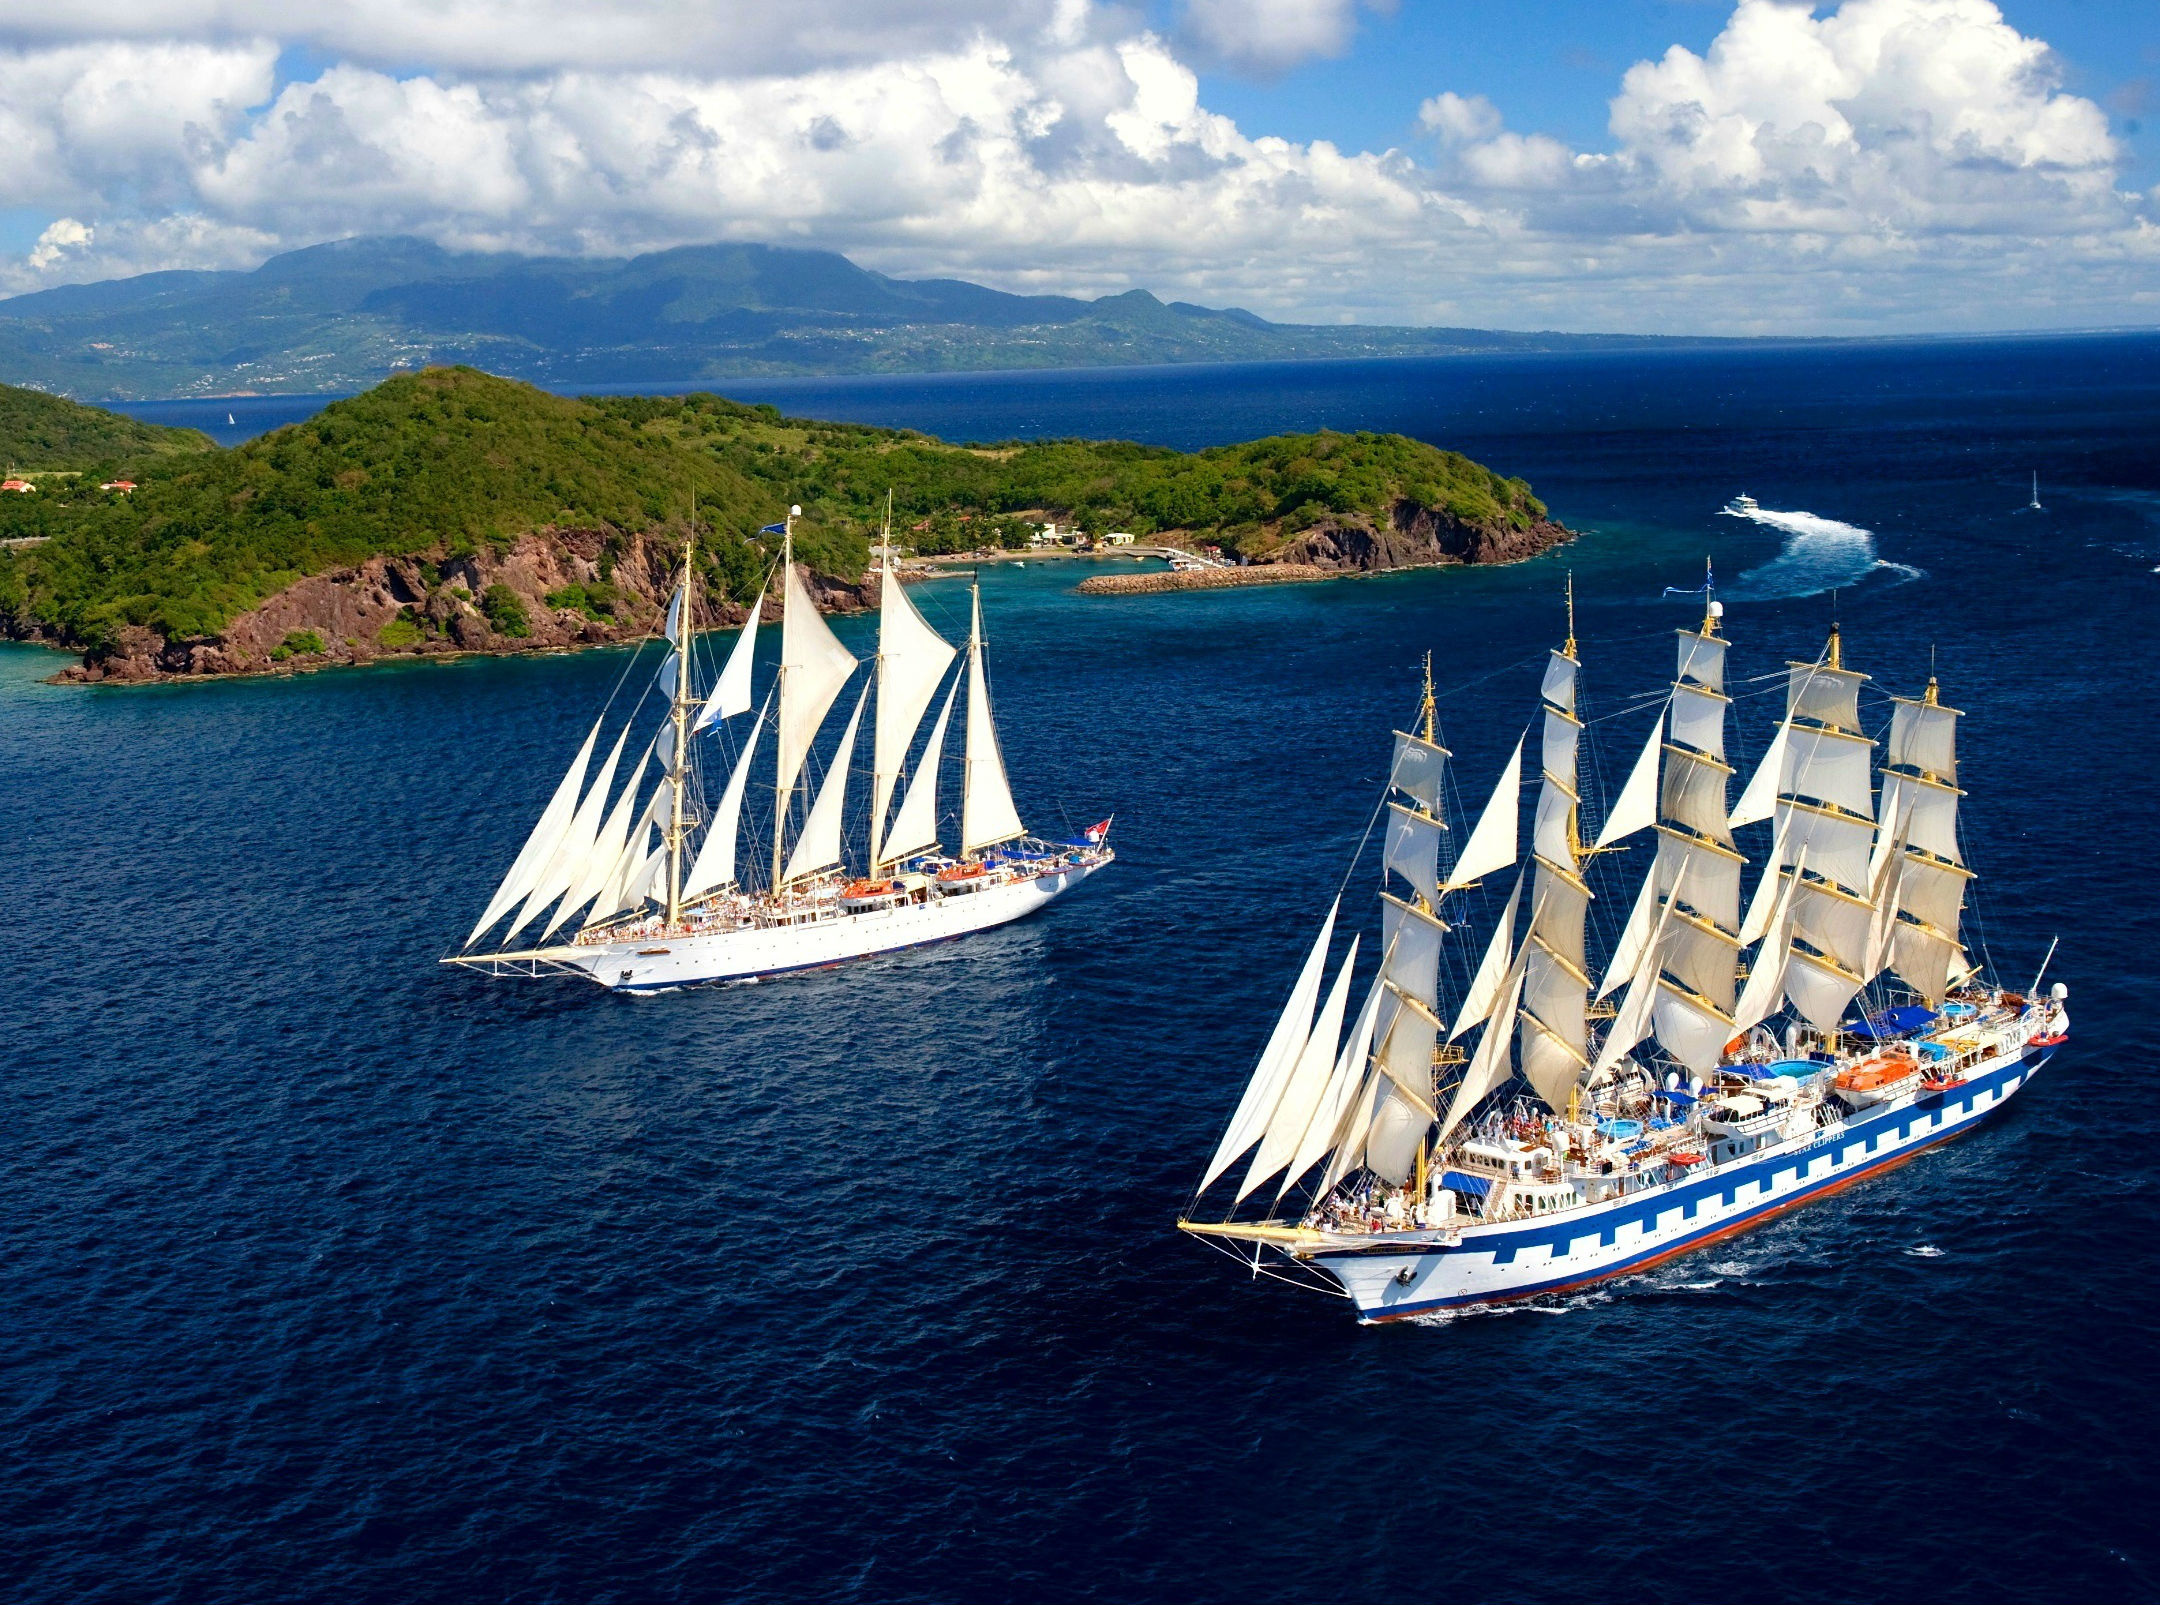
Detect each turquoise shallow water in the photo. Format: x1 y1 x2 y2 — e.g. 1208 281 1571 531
13 334 2160 1601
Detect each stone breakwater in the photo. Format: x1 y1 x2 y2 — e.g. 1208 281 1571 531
1074 565 1332 596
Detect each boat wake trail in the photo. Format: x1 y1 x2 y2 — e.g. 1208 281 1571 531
1721 506 1922 599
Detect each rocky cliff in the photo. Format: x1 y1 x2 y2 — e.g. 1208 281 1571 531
1264 497 1575 573
55 529 876 683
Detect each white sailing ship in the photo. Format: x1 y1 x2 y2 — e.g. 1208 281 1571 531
1182 586 2067 1322
445 509 1114 991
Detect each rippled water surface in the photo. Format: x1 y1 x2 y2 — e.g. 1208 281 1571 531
18 334 2160 1602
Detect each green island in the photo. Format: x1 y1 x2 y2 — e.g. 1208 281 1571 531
0 366 1569 681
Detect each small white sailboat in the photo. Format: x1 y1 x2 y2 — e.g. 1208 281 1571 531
2027 472 2043 512
226 412 236 426
444 507 1114 991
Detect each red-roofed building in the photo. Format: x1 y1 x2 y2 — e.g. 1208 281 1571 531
1 478 34 493
101 480 136 493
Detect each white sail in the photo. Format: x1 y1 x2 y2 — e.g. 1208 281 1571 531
1669 684 1728 760
871 556 958 866
1649 981 1736 1074
1676 628 1727 692
881 678 957 865
1788 659 1867 732
1877 772 1961 869
681 699 768 900
1654 831 1744 944
601 778 675 916
1519 940 1591 1113
567 746 653 931
1200 900 1339 1194
1591 863 1687 1076
1379 893 1446 1014
1593 713 1662 849
1660 747 1736 845
1532 775 1579 868
509 724 631 944
467 714 603 946
664 582 685 642
1383 804 1445 908
1541 649 1579 714
535 726 633 940
1390 731 1449 815
1241 937 1361 1201
782 681 869 884
1437 946 1527 1143
694 596 760 732
1730 847 1806 1035
1444 737 1522 891
776 561 858 801
1888 694 1959 782
1365 994 1441 1185
1596 866 1657 999
656 649 681 701
960 588 1024 853
1782 725 1875 818
1279 974 1385 1200
1782 943 1866 1030
1449 873 1522 1039
1729 722 1788 828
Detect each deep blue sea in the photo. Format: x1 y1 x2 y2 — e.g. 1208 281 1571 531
15 335 2160 1602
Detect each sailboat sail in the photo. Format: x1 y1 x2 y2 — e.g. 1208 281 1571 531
882 678 957 864
467 715 604 946
960 586 1024 854
681 699 769 901
1200 901 1340 1194
782 682 870 884
871 554 958 867
776 560 858 803
694 590 760 732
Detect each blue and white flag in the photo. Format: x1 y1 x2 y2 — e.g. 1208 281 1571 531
1662 564 1715 599
758 521 787 535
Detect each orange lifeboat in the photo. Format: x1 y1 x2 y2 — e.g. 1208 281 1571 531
1834 1054 1921 1106
936 862 988 883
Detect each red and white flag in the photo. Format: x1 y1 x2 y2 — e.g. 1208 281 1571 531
1083 816 1114 845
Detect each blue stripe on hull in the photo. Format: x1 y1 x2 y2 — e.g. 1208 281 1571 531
1325 1045 2055 1322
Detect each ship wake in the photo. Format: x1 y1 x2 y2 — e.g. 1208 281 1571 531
1722 505 1922 599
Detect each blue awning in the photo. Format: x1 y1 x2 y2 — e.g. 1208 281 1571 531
1849 1005 1939 1041
1439 1170 1490 1198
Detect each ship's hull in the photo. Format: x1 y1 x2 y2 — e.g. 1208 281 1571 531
456 855 1107 991
1309 1035 2057 1324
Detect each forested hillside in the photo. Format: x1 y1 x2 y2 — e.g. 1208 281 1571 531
0 366 1564 679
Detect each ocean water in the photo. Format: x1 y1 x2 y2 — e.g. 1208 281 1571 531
14 334 2160 1602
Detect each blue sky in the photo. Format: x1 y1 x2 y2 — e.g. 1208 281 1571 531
0 0 2153 334
1193 1 2157 193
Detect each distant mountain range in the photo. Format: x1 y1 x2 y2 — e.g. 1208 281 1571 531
0 237 1731 401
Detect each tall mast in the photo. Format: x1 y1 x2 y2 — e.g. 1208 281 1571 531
665 528 696 929
770 510 794 898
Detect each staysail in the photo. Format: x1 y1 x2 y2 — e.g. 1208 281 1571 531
960 584 1024 854
467 714 604 946
681 697 770 901
1199 900 1339 1194
783 681 870 884
773 537 859 885
871 551 957 869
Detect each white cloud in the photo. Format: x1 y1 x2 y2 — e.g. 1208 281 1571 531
0 0 2152 333
1181 0 1359 75
1418 92 1500 144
